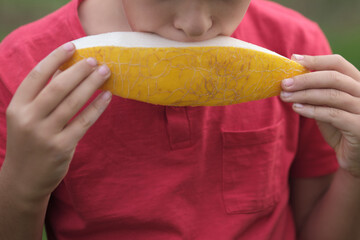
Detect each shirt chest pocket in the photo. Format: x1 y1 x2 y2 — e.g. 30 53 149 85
221 120 283 214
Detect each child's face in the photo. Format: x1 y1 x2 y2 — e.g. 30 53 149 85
122 0 251 42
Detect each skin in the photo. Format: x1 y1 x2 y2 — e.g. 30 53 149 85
282 54 360 239
79 0 251 41
1 0 360 239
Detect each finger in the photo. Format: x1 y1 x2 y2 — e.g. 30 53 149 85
281 88 360 114
52 69 63 79
292 103 359 134
32 57 98 118
13 42 76 105
60 91 112 144
47 65 111 129
292 54 360 81
282 71 360 97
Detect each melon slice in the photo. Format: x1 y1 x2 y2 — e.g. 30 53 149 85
61 32 307 106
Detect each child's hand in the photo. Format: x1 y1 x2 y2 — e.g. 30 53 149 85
3 42 112 202
280 54 360 177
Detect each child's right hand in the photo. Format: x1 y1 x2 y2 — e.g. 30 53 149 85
3 42 112 203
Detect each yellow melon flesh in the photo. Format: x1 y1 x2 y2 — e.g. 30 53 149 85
61 32 308 106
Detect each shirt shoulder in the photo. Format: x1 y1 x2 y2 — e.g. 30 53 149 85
0 0 84 93
232 0 332 57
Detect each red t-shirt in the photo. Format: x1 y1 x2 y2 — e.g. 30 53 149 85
0 0 338 239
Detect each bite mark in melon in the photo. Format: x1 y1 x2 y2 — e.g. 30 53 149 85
61 32 308 106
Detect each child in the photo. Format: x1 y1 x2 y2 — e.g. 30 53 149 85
1 0 360 239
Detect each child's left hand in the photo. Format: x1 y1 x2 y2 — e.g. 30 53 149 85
280 54 360 177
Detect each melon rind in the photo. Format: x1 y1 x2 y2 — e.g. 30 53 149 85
61 32 308 106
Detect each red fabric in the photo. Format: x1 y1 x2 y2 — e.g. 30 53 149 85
0 0 338 239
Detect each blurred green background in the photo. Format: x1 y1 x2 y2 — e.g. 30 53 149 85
0 0 359 239
274 0 360 68
1 0 359 67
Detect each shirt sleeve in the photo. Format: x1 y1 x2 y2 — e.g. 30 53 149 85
290 23 339 178
0 74 12 169
290 117 339 178
0 33 25 169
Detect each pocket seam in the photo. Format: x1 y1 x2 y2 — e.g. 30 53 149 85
221 119 283 214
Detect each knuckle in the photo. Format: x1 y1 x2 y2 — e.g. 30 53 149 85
301 89 310 98
50 48 65 61
310 56 319 66
328 107 341 119
6 105 17 120
27 68 42 81
18 118 33 132
333 54 346 66
328 70 342 82
48 81 67 94
48 139 66 154
6 104 37 131
295 73 310 86
34 130 51 146
328 89 341 101
78 114 94 130
76 58 95 73
92 99 104 112
307 55 321 67
352 102 360 114
342 94 354 107
64 96 81 111
13 110 35 132
47 138 74 162
356 100 360 113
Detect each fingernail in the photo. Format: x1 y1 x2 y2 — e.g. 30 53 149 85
292 54 305 61
282 78 294 87
98 65 110 76
101 91 112 101
86 57 97 67
281 91 293 98
293 103 304 109
63 42 75 52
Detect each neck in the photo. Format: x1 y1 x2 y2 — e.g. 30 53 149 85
78 0 132 36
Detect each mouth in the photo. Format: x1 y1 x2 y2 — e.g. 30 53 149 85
139 30 221 43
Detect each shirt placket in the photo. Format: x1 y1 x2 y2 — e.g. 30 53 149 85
165 106 192 150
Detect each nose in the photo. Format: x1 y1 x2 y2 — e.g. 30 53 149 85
173 2 213 39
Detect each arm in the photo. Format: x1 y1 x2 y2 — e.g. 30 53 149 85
282 54 360 239
0 170 50 240
290 173 334 233
294 169 360 240
0 42 111 239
